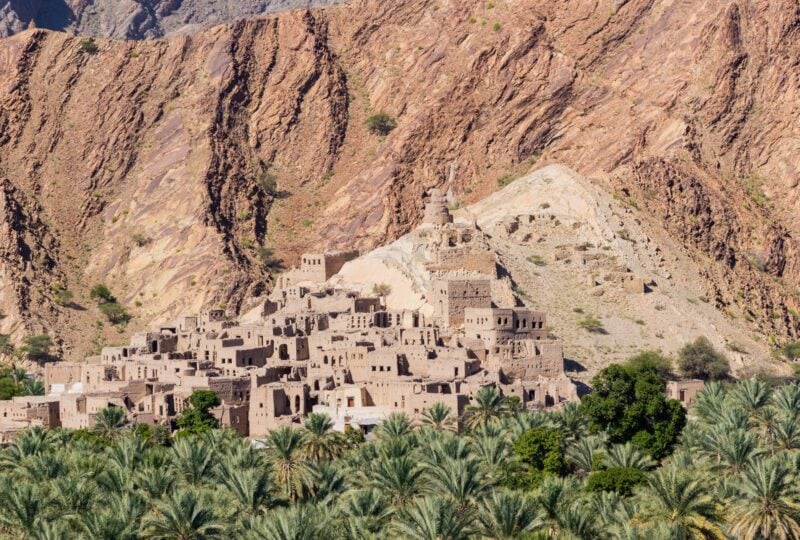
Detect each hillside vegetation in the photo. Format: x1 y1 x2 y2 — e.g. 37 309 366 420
2 366 800 538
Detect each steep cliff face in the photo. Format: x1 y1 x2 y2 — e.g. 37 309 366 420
0 0 344 39
0 0 799 359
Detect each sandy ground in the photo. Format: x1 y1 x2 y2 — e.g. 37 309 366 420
329 164 784 381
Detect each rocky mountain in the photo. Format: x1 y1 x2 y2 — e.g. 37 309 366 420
0 0 799 362
0 0 343 39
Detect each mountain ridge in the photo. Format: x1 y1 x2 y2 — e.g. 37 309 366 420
0 0 798 363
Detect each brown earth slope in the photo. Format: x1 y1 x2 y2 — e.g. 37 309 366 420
0 0 799 360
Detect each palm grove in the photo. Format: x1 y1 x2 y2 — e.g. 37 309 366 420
2 354 800 539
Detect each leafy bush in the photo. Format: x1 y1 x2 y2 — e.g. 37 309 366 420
176 390 221 434
99 302 130 325
54 288 74 306
79 38 99 54
677 337 730 381
18 335 53 361
513 427 567 476
365 113 397 136
782 340 800 362
586 467 646 496
258 247 285 275
372 283 392 297
131 233 151 247
90 284 115 304
0 334 14 355
625 350 673 380
578 315 604 333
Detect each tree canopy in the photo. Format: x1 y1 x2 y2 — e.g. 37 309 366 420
579 362 686 458
175 390 221 435
677 337 731 380
0 378 798 538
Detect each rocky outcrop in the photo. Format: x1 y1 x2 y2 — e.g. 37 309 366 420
0 0 345 39
0 0 799 358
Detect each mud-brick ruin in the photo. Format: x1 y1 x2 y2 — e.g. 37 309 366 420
0 190 579 441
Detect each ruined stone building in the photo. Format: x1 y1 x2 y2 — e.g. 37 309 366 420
0 192 579 441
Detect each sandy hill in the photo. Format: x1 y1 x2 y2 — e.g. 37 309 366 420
0 0 798 365
333 165 785 380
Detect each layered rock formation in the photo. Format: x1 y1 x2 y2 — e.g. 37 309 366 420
0 0 799 360
0 0 343 39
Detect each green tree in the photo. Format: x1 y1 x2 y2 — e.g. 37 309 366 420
727 457 800 539
176 390 220 434
677 337 730 381
635 466 723 539
477 489 541 539
420 403 456 431
513 427 567 476
93 406 127 439
99 302 130 325
391 496 474 539
365 113 397 136
301 413 344 462
140 489 224 539
265 427 307 502
625 350 673 379
0 334 14 355
90 284 115 303
464 386 510 430
580 363 686 459
18 335 53 362
586 467 647 496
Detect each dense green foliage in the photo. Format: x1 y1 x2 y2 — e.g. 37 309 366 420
175 390 221 434
579 363 686 458
90 284 130 325
0 367 44 400
677 336 731 381
365 113 397 136
586 467 646 496
1 378 800 538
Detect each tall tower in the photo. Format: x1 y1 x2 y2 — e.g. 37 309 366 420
422 188 453 226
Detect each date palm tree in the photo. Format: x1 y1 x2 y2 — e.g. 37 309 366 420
773 417 800 451
264 427 306 502
375 412 414 441
726 457 800 540
477 489 541 539
93 406 127 439
423 455 488 511
691 382 727 425
301 413 344 462
605 443 656 471
0 426 53 469
731 379 771 420
469 428 511 479
338 488 393 538
391 496 475 540
634 466 723 539
710 428 760 474
140 488 224 539
170 437 215 486
551 402 588 443
299 461 347 504
566 435 606 475
0 484 51 539
243 504 327 540
420 403 457 431
81 492 143 540
367 455 421 507
219 466 275 516
772 383 800 418
464 386 509 431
